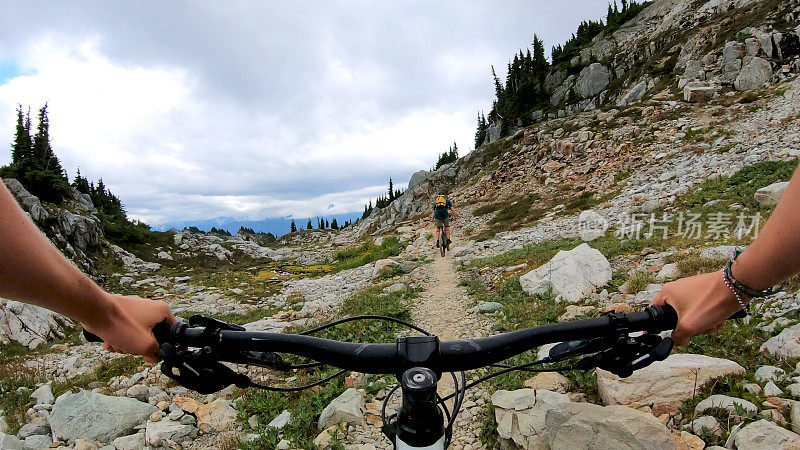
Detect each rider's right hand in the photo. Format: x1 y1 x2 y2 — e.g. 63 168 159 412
650 272 744 345
83 294 177 363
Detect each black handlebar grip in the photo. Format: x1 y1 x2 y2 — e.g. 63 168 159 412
647 304 747 332
82 322 174 345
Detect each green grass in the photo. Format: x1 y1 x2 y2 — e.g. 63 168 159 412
716 143 737 154
240 285 418 449
625 270 654 294
680 159 798 210
333 237 404 272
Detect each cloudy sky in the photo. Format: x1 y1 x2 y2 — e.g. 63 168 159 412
0 1 609 225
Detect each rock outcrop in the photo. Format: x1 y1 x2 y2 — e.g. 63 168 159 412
519 243 612 303
0 299 73 348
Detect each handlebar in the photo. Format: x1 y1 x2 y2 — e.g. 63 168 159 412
85 304 679 374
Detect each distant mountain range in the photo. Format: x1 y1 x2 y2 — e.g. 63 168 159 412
153 212 364 236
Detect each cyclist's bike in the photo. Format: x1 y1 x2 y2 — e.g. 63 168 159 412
437 225 448 257
85 305 743 449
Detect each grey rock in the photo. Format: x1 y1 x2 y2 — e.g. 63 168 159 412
268 410 291 429
791 401 800 433
761 33 775 58
167 409 184 421
408 170 430 190
2 179 48 222
735 57 773 91
0 299 74 349
492 389 570 448
382 283 406 294
0 432 24 450
544 70 567 94
617 80 648 106
597 354 744 409
17 421 50 439
544 402 674 449
59 209 102 251
520 243 612 303
126 385 149 402
656 263 679 281
755 365 787 383
695 395 757 418
398 261 419 274
746 37 760 56
684 415 722 436
700 245 737 260
111 433 146 450
179 414 196 426
467 302 505 313
723 41 746 80
764 381 784 397
145 419 197 444
762 323 800 357
734 419 800 449
755 181 790 206
50 390 157 443
787 383 800 397
683 82 717 102
578 210 608 241
22 434 52 449
745 383 762 395
0 410 6 434
30 384 54 406
318 388 365 430
576 63 611 98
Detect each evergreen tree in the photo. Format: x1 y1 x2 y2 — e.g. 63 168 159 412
331 218 339 229
307 218 313 230
72 168 91 194
325 219 329 228
290 219 297 233
388 178 394 201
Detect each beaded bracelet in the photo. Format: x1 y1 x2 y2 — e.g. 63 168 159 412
721 268 749 312
723 248 784 298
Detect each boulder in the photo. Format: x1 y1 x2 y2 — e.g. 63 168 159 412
791 401 800 433
617 80 648 106
374 259 399 276
0 410 6 434
761 323 800 358
22 434 52 448
0 433 24 450
734 419 800 449
268 410 291 429
2 178 48 222
522 373 571 393
408 170 430 190
544 403 675 449
761 33 776 58
576 63 611 98
59 210 102 251
656 263 679 281
700 245 737 259
17 420 50 439
467 302 505 313
0 299 74 348
491 389 571 449
734 57 773 91
755 365 787 383
558 305 597 321
30 384 54 405
519 243 612 303
145 419 197 444
578 209 608 241
50 390 157 443
683 83 717 102
764 381 784 397
755 181 790 206
111 433 146 450
695 395 757 418
398 260 419 274
596 354 745 409
684 415 722 436
318 388 365 430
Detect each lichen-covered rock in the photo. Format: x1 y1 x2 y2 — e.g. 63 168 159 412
49 390 157 443
761 323 800 358
318 388 365 430
734 419 800 449
755 181 790 206
2 178 48 222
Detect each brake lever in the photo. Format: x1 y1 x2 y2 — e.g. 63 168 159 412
159 343 253 394
574 334 674 378
548 337 613 362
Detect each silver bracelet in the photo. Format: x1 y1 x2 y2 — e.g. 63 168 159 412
721 269 749 311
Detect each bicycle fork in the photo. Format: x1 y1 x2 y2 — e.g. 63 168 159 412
385 367 446 450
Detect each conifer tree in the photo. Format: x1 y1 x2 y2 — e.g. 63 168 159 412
331 218 339 229
307 218 313 230
388 178 394 201
290 219 297 233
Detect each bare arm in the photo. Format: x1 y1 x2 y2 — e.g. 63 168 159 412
449 206 458 220
653 166 800 345
0 182 174 362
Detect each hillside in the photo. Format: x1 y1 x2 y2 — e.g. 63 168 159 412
4 0 800 449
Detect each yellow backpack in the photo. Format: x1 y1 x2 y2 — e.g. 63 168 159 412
435 195 447 208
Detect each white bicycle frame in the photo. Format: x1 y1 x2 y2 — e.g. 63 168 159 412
397 436 446 450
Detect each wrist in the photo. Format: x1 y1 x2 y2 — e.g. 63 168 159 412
80 289 122 333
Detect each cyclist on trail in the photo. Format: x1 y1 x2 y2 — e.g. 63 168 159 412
431 194 457 248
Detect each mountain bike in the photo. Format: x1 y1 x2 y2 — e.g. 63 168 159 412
85 305 743 449
437 225 448 257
